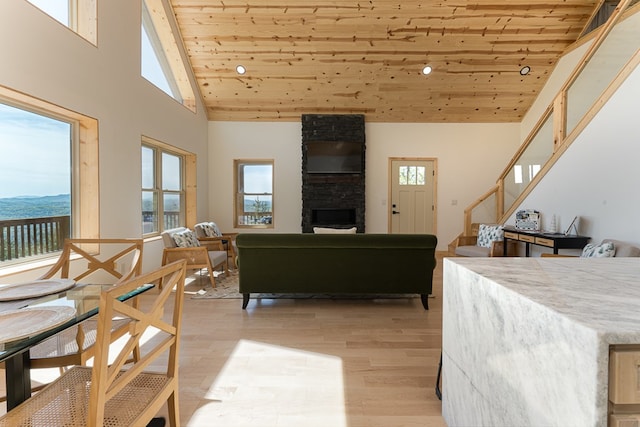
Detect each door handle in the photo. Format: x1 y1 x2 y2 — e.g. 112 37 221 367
392 210 400 214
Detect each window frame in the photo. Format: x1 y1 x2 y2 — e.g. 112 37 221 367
26 0 97 45
0 84 99 272
141 136 196 236
234 159 274 229
141 0 196 112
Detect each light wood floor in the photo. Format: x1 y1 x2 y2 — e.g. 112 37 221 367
3 253 448 426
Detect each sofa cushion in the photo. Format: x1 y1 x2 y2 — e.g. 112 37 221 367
603 239 640 257
477 224 503 248
313 226 357 234
455 245 491 257
581 241 615 258
172 229 200 248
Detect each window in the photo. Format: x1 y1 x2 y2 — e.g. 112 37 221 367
0 85 99 267
234 160 274 228
142 138 195 235
141 0 196 111
399 166 426 186
26 0 97 45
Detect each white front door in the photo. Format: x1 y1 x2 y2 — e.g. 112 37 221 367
390 159 436 234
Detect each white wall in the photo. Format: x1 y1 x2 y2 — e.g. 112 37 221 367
510 63 640 255
208 121 303 233
208 120 520 250
0 0 209 279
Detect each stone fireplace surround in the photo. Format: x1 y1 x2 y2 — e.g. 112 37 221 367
301 114 365 233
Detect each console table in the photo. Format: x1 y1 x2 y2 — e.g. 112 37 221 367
503 226 590 256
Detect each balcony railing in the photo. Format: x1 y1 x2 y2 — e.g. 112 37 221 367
142 211 181 234
0 215 70 262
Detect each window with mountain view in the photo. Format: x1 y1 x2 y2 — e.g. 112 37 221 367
234 160 274 228
0 101 72 263
142 140 185 235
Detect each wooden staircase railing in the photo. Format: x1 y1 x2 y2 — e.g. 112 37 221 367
451 0 640 249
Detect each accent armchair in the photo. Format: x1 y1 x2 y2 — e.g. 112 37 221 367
194 221 238 269
454 224 517 257
161 227 228 287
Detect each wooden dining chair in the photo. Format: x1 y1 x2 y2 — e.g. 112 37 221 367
0 259 186 427
28 238 145 370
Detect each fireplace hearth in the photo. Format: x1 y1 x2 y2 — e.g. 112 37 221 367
311 208 356 227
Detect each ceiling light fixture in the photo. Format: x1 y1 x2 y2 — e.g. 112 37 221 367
236 65 246 75
520 66 531 76
422 65 433 75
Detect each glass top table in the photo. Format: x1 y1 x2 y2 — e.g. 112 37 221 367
0 282 153 410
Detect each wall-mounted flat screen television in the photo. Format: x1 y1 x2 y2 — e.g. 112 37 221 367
305 140 363 174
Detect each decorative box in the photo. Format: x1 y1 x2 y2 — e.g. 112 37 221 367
515 210 540 231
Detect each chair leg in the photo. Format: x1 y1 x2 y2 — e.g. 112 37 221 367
207 267 216 288
167 390 179 427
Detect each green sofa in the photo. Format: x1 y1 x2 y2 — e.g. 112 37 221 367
236 233 438 310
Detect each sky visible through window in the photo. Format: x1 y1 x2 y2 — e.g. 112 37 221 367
141 25 175 97
27 0 69 26
244 165 272 194
27 0 173 98
0 103 71 199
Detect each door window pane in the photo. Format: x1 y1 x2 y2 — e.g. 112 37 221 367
399 166 426 186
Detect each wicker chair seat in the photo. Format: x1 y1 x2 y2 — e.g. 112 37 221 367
0 366 170 426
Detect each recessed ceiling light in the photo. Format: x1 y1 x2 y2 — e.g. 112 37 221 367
422 65 433 75
520 66 531 76
236 65 246 75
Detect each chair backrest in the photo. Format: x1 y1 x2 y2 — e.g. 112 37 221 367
40 238 144 284
88 259 186 426
161 227 189 248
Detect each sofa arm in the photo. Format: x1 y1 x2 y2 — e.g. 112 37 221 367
197 237 225 251
489 240 517 257
162 246 210 265
457 236 478 246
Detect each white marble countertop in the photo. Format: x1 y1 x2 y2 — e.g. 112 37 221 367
446 257 640 342
442 256 640 426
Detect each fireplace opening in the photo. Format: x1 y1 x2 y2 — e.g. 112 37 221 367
311 208 356 226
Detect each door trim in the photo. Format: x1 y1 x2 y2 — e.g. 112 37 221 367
387 157 438 234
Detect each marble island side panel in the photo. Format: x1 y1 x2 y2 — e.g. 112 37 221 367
442 257 640 427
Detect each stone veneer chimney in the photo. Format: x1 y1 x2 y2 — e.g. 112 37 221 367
301 114 366 233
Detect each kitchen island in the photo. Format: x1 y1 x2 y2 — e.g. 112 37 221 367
442 257 640 426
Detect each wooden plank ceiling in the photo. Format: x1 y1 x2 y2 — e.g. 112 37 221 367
170 0 600 122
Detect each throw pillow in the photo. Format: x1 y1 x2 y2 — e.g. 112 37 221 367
208 222 222 237
313 227 357 234
198 222 218 237
476 224 504 248
172 229 200 248
580 241 615 258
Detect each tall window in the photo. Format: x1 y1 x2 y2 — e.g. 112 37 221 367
234 160 274 228
142 140 186 235
26 0 97 45
141 0 196 111
0 88 100 267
